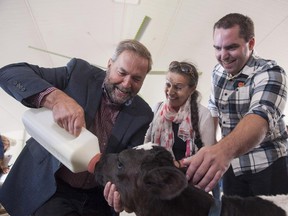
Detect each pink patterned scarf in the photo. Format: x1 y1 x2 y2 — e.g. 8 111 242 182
149 97 194 158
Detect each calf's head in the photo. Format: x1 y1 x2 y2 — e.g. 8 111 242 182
94 143 188 213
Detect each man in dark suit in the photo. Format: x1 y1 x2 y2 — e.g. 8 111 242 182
0 39 153 216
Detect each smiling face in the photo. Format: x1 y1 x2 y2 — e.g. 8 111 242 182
104 50 149 105
213 25 254 76
165 72 194 111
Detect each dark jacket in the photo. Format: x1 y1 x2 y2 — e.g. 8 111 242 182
0 58 153 216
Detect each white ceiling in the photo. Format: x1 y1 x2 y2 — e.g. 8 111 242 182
1 0 288 135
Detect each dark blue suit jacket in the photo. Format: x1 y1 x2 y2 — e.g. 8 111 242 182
0 58 153 216
0 136 4 159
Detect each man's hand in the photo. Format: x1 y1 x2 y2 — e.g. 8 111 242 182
183 144 231 192
41 89 86 136
104 182 124 213
183 114 268 192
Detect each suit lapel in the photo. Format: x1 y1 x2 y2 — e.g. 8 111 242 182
84 74 104 128
105 104 135 153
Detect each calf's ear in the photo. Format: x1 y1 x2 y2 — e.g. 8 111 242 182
142 167 188 200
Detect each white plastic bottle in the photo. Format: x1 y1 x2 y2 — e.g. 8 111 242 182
22 107 100 173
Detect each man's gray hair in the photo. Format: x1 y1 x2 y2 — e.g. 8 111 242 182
111 39 153 73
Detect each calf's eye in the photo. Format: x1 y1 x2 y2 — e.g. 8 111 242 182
117 161 123 169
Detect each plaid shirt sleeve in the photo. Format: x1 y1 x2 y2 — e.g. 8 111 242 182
208 65 221 118
245 61 287 132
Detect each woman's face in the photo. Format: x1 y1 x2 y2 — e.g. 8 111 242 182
165 72 194 111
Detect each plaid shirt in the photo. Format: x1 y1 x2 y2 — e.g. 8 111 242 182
208 53 288 176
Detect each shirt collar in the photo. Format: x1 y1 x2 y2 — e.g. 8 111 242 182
227 51 255 80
